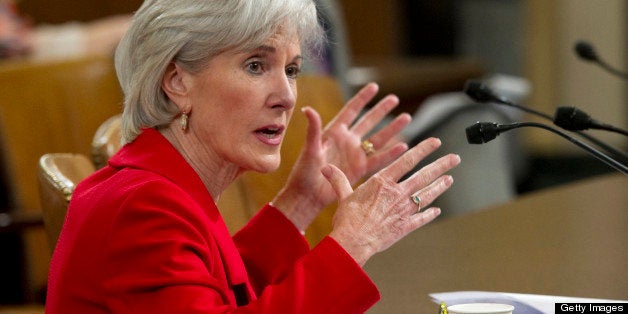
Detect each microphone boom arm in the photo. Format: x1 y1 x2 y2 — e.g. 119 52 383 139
467 121 628 174
464 80 628 164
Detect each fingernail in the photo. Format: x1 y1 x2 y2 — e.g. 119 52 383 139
321 165 332 178
444 175 454 186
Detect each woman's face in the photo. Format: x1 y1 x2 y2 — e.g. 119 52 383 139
182 32 302 174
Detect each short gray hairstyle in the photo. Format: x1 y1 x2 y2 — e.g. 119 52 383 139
115 0 325 143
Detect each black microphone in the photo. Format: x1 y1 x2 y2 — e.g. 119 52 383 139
463 80 553 120
464 80 628 164
554 106 628 136
574 40 628 80
466 121 628 174
574 41 597 62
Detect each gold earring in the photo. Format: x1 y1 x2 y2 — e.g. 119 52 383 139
180 111 189 131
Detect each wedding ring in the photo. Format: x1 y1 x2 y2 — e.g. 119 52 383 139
410 194 422 211
361 140 375 156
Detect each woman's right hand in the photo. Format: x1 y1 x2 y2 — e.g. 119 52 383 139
325 137 461 266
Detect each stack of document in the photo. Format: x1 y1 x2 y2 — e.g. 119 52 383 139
430 291 627 314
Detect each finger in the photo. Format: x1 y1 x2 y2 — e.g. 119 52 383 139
301 106 323 153
406 175 454 215
400 153 461 192
321 164 353 201
376 137 443 183
407 207 441 230
350 94 400 138
326 83 379 128
366 113 411 150
364 142 408 177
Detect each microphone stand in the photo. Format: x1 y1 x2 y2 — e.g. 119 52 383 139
575 40 628 80
554 106 628 136
467 121 628 175
464 80 628 165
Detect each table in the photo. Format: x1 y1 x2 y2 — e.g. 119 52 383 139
365 173 627 313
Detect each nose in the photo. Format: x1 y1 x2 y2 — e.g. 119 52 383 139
268 73 296 111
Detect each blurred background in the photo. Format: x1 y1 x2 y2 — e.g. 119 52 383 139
0 0 625 309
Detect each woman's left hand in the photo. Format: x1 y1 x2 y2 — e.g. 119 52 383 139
273 83 411 231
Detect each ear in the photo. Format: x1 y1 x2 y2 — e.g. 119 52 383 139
162 62 189 111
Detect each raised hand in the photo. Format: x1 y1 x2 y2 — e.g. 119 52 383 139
273 83 412 231
325 138 461 266
316 82 412 183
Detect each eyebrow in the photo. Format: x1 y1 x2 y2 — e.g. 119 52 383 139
255 45 303 63
256 45 276 53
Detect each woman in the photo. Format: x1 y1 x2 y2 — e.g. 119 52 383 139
46 0 460 313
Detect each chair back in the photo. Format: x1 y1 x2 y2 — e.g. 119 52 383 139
0 54 122 295
92 114 122 169
0 54 122 213
37 153 95 250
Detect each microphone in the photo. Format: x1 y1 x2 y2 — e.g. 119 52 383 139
574 41 597 62
464 80 628 164
463 80 553 120
466 121 628 174
574 40 628 80
554 106 628 136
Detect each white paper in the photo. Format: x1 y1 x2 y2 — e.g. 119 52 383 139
430 291 627 314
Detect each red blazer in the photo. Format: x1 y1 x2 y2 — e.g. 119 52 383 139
46 128 379 313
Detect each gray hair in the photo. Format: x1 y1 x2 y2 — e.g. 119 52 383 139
115 0 325 143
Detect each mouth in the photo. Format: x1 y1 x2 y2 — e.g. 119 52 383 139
254 124 285 145
256 126 283 137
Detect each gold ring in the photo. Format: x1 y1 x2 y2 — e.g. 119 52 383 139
361 140 375 156
411 194 422 211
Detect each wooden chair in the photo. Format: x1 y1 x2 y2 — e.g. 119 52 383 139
4 153 89 313
0 54 122 300
36 153 95 250
33 114 122 251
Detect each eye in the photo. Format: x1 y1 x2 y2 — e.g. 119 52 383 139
285 64 301 79
246 61 264 75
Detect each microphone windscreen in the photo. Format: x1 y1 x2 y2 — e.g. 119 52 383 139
554 106 593 131
463 80 495 103
574 41 597 61
466 122 488 144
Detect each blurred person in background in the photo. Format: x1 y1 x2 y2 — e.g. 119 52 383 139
0 0 130 60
